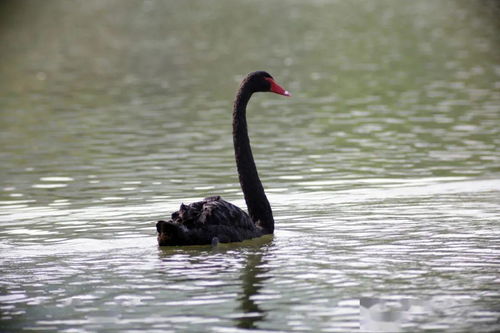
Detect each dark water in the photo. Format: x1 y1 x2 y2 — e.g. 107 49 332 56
1 1 499 332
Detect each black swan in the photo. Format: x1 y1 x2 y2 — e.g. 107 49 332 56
156 71 290 246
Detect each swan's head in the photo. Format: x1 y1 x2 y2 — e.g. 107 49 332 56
244 71 291 97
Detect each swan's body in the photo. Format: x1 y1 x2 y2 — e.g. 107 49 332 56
156 71 290 246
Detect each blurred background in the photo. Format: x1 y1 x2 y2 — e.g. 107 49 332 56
1 1 499 332
1 0 499 207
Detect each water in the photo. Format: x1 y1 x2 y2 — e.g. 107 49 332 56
1 0 499 332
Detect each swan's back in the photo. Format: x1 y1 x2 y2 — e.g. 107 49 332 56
156 196 262 246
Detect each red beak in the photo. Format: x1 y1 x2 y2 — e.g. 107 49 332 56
265 77 291 97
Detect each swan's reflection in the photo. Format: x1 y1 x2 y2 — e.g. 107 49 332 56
235 239 271 329
156 236 273 329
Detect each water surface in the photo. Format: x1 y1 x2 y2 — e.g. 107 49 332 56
1 1 499 332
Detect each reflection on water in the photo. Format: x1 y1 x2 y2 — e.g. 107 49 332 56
1 0 500 332
236 248 268 329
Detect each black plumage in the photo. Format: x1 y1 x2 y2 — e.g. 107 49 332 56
156 196 262 246
156 71 290 246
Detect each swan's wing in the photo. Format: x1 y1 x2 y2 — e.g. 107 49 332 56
156 196 261 246
169 196 255 229
199 196 256 230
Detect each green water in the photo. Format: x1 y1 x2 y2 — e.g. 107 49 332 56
1 1 499 332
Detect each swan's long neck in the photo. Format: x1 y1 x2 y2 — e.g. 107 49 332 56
233 87 274 234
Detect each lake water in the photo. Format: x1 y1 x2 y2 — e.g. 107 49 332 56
1 1 499 332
